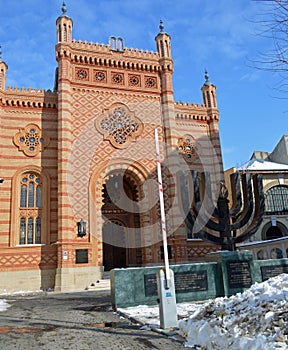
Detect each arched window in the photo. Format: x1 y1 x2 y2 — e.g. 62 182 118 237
109 36 124 52
63 24 67 42
265 185 288 215
265 226 283 240
19 173 42 244
271 247 283 259
58 24 61 42
12 168 50 246
257 249 267 260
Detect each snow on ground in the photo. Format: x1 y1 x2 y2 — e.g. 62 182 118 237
0 299 10 312
119 274 288 350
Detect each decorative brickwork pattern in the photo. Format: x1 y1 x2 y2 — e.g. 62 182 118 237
69 89 164 259
186 245 219 258
0 252 57 269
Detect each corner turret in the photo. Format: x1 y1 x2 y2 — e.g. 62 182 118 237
155 20 172 59
56 2 73 44
0 46 8 90
201 70 217 109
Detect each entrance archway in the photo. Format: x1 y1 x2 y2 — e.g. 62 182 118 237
101 171 142 271
102 220 127 271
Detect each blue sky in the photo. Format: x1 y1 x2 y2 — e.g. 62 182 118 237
1 0 287 169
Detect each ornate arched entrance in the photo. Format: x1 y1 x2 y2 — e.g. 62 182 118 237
101 171 143 271
102 220 127 271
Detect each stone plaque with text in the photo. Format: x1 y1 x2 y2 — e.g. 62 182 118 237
227 260 252 289
261 265 288 281
175 271 208 293
75 249 88 264
144 270 208 297
144 273 157 297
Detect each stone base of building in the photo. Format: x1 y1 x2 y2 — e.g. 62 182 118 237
54 266 103 292
0 268 56 294
0 266 103 294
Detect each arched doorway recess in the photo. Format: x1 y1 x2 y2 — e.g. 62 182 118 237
101 171 143 271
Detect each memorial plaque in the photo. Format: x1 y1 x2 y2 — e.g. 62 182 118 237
227 260 252 289
75 249 88 264
261 265 288 281
175 271 208 293
144 270 208 297
144 273 157 297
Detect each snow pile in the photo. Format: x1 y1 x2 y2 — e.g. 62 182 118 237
179 274 288 349
0 299 10 312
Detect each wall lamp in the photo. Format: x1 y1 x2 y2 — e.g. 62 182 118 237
77 219 86 237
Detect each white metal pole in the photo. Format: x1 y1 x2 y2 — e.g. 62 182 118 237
154 128 170 287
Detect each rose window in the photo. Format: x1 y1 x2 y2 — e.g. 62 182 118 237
75 68 89 80
94 71 106 82
145 76 157 88
95 104 143 149
13 124 50 157
178 135 197 162
129 75 140 86
112 73 124 84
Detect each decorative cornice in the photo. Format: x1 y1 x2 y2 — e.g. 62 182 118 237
55 41 160 73
175 101 219 122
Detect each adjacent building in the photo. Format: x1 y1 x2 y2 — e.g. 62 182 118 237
226 135 288 259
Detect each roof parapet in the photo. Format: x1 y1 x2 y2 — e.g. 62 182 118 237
6 86 55 94
70 39 159 59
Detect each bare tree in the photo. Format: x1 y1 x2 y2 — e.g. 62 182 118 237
253 0 288 94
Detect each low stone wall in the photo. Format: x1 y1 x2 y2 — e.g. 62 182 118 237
254 258 288 283
111 262 220 308
111 252 288 309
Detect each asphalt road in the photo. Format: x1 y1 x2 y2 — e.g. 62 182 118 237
0 290 185 350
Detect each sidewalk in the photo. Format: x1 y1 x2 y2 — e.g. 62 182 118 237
0 286 185 350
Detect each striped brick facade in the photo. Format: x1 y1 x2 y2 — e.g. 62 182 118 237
0 8 223 293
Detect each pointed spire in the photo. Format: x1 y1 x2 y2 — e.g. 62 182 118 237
204 69 212 86
0 45 3 63
159 19 165 33
61 1 67 16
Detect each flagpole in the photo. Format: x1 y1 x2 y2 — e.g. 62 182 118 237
154 128 170 287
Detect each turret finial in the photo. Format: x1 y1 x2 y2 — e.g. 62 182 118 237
0 45 3 62
159 19 165 33
62 1 67 15
204 69 211 86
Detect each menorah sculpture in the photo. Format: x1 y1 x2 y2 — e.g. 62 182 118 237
184 171 265 251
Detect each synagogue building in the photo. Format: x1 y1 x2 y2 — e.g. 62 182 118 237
0 4 224 292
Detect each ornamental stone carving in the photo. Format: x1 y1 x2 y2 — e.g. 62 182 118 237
95 104 143 149
13 124 50 157
75 67 89 80
178 134 197 162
